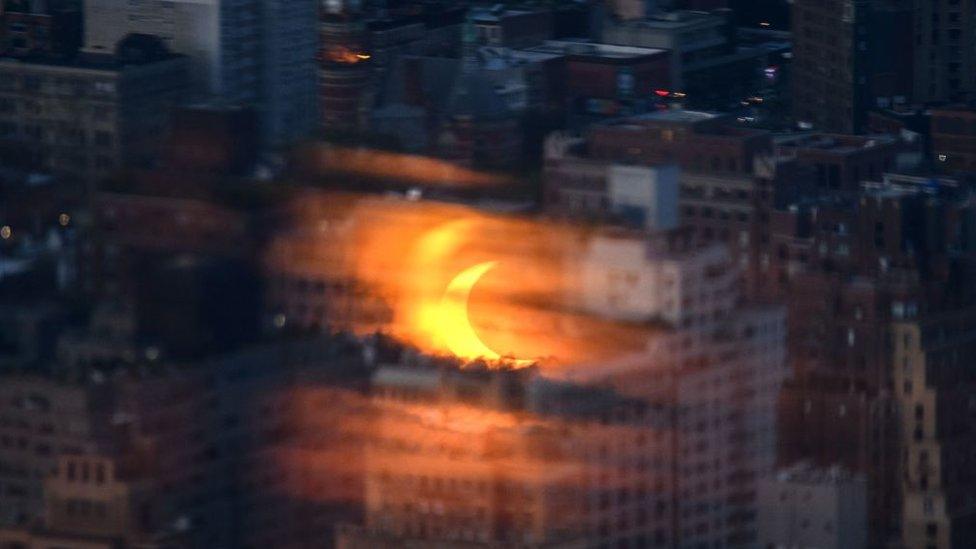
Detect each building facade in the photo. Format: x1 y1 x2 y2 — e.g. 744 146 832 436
891 312 976 549
0 44 189 182
757 464 868 549
912 0 976 104
791 0 870 133
83 0 316 146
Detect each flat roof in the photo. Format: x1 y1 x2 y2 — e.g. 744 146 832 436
525 39 667 59
613 9 723 30
775 133 897 154
0 52 185 73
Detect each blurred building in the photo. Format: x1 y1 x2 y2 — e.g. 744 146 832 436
83 0 317 146
1 324 375 547
757 464 868 549
791 0 878 133
162 104 260 177
522 40 671 126
544 110 781 292
931 106 976 175
89 191 252 299
769 173 976 547
0 376 111 526
0 0 82 58
912 0 976 104
585 110 772 171
773 133 901 193
0 302 64 371
891 311 976 549
437 53 522 170
469 5 552 49
0 35 189 183
317 0 466 136
319 10 374 134
562 231 788 548
791 0 922 133
337 365 587 548
602 9 766 110
0 453 182 548
338 362 675 548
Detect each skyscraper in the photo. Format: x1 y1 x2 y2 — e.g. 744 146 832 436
791 0 871 133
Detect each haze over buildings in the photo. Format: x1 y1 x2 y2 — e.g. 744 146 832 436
2 0 976 548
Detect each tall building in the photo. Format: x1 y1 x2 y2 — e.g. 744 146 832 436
791 0 871 133
82 0 317 146
768 173 976 547
318 9 374 134
891 311 976 549
0 36 189 182
912 0 976 104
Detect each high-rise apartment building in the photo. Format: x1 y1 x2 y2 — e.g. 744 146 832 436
791 0 871 133
562 233 788 548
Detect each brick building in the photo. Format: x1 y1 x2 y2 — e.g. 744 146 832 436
774 133 902 193
769 173 976 547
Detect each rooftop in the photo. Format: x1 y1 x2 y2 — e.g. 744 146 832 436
525 39 667 60
612 9 726 30
772 462 864 485
630 109 720 124
775 133 898 155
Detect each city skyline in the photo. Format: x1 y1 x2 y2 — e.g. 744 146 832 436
1 1 976 548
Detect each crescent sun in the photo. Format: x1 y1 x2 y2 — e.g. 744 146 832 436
440 261 502 361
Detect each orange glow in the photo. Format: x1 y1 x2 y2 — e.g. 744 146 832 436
266 383 674 510
264 192 657 369
325 46 371 64
292 146 511 190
